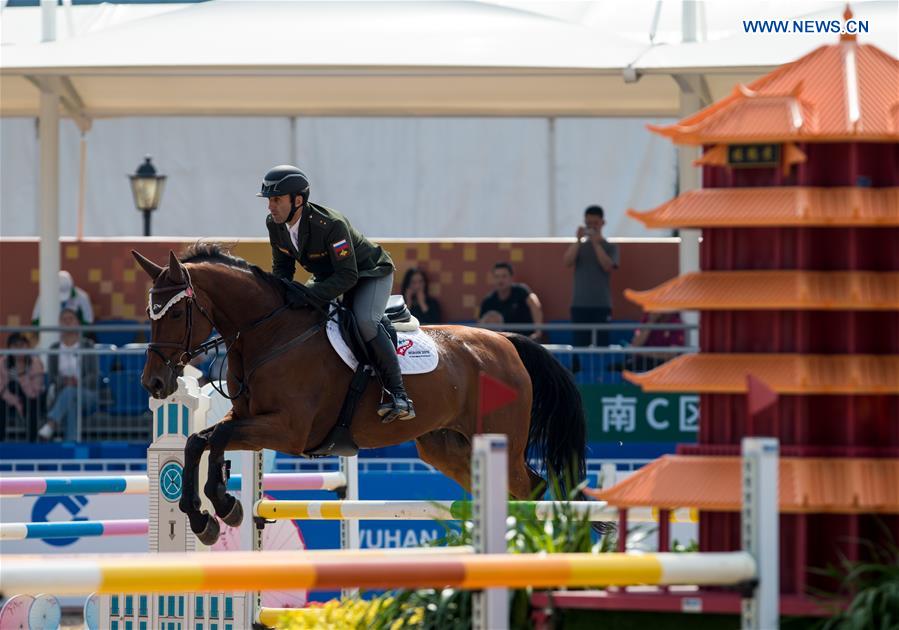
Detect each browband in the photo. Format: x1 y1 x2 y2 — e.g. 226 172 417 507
149 286 193 321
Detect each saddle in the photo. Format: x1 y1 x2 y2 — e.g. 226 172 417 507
304 295 416 458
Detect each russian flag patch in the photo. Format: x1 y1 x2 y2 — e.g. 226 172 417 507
332 239 350 257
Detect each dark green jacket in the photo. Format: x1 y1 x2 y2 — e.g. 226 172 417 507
267 202 393 303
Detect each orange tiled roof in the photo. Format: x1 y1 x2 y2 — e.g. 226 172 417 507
623 354 899 394
586 455 899 514
649 40 899 144
627 187 899 228
625 271 899 311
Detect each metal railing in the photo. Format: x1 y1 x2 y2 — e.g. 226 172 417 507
1 344 150 443
1 322 696 442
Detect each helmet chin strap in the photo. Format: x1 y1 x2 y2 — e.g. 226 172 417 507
284 193 301 224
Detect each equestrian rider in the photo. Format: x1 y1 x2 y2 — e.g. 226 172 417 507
259 165 415 423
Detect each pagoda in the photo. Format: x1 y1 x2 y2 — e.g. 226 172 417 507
593 8 898 616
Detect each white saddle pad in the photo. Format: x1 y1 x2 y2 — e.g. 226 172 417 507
326 318 439 375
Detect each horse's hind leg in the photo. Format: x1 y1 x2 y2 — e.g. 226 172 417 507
415 429 541 500
414 430 472 493
501 412 543 500
527 468 546 499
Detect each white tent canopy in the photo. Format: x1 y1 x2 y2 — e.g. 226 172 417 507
2 0 894 343
1 0 672 117
635 1 897 72
2 1 895 119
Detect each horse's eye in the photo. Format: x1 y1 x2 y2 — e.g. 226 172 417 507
170 310 184 320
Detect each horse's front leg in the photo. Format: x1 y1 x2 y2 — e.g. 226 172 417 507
180 425 220 545
199 413 309 540
203 419 244 529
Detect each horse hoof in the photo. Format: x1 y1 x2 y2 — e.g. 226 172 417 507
221 497 243 527
195 512 221 546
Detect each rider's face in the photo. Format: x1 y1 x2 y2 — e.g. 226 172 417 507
268 195 300 225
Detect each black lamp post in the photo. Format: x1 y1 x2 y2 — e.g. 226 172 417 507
129 155 166 237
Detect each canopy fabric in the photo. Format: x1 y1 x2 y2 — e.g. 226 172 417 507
1 0 677 117
634 0 898 72
7 1 895 118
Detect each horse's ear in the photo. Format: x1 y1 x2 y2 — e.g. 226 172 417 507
167 250 186 283
132 250 164 279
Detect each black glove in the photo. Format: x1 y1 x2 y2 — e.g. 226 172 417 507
280 279 310 309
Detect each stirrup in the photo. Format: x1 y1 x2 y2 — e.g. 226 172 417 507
378 395 415 423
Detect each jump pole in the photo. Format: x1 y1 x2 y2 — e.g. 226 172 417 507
471 434 509 630
337 454 360 600
741 437 779 630
0 472 347 498
468 435 779 630
94 376 356 629
101 374 261 628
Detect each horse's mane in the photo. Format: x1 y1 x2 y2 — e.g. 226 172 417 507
180 242 285 295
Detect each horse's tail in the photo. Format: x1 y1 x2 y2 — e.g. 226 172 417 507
501 332 586 496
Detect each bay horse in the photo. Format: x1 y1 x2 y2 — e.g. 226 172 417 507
133 245 586 545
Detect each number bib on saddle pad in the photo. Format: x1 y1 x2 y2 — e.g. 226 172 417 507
326 319 439 374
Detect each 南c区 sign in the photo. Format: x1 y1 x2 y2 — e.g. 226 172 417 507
580 385 699 442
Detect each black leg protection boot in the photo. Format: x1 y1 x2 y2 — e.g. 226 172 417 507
366 327 416 423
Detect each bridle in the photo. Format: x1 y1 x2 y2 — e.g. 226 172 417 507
146 267 329 400
147 271 218 372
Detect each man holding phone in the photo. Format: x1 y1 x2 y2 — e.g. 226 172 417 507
562 205 619 351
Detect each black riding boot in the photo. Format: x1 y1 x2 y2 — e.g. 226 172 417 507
366 327 415 423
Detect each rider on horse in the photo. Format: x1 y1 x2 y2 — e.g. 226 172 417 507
259 164 415 423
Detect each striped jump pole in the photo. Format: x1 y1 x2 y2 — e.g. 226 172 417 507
0 471 346 498
0 549 759 596
253 499 696 524
0 501 686 540
253 499 665 522
0 476 150 498
1 519 149 541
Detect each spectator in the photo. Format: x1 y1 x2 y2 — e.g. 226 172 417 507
401 267 443 325
626 311 685 371
38 308 99 441
31 270 95 326
0 333 46 441
563 205 619 348
478 262 543 341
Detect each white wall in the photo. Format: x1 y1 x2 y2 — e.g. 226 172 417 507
0 116 676 239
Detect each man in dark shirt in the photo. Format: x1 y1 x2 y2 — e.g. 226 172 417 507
562 205 619 347
478 262 543 340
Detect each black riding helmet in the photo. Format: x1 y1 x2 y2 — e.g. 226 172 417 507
258 165 310 224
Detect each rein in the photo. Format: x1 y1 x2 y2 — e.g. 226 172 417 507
147 270 332 401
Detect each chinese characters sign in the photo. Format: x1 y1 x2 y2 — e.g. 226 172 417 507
727 143 780 168
581 385 699 442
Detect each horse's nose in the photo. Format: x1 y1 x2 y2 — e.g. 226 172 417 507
144 375 166 398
